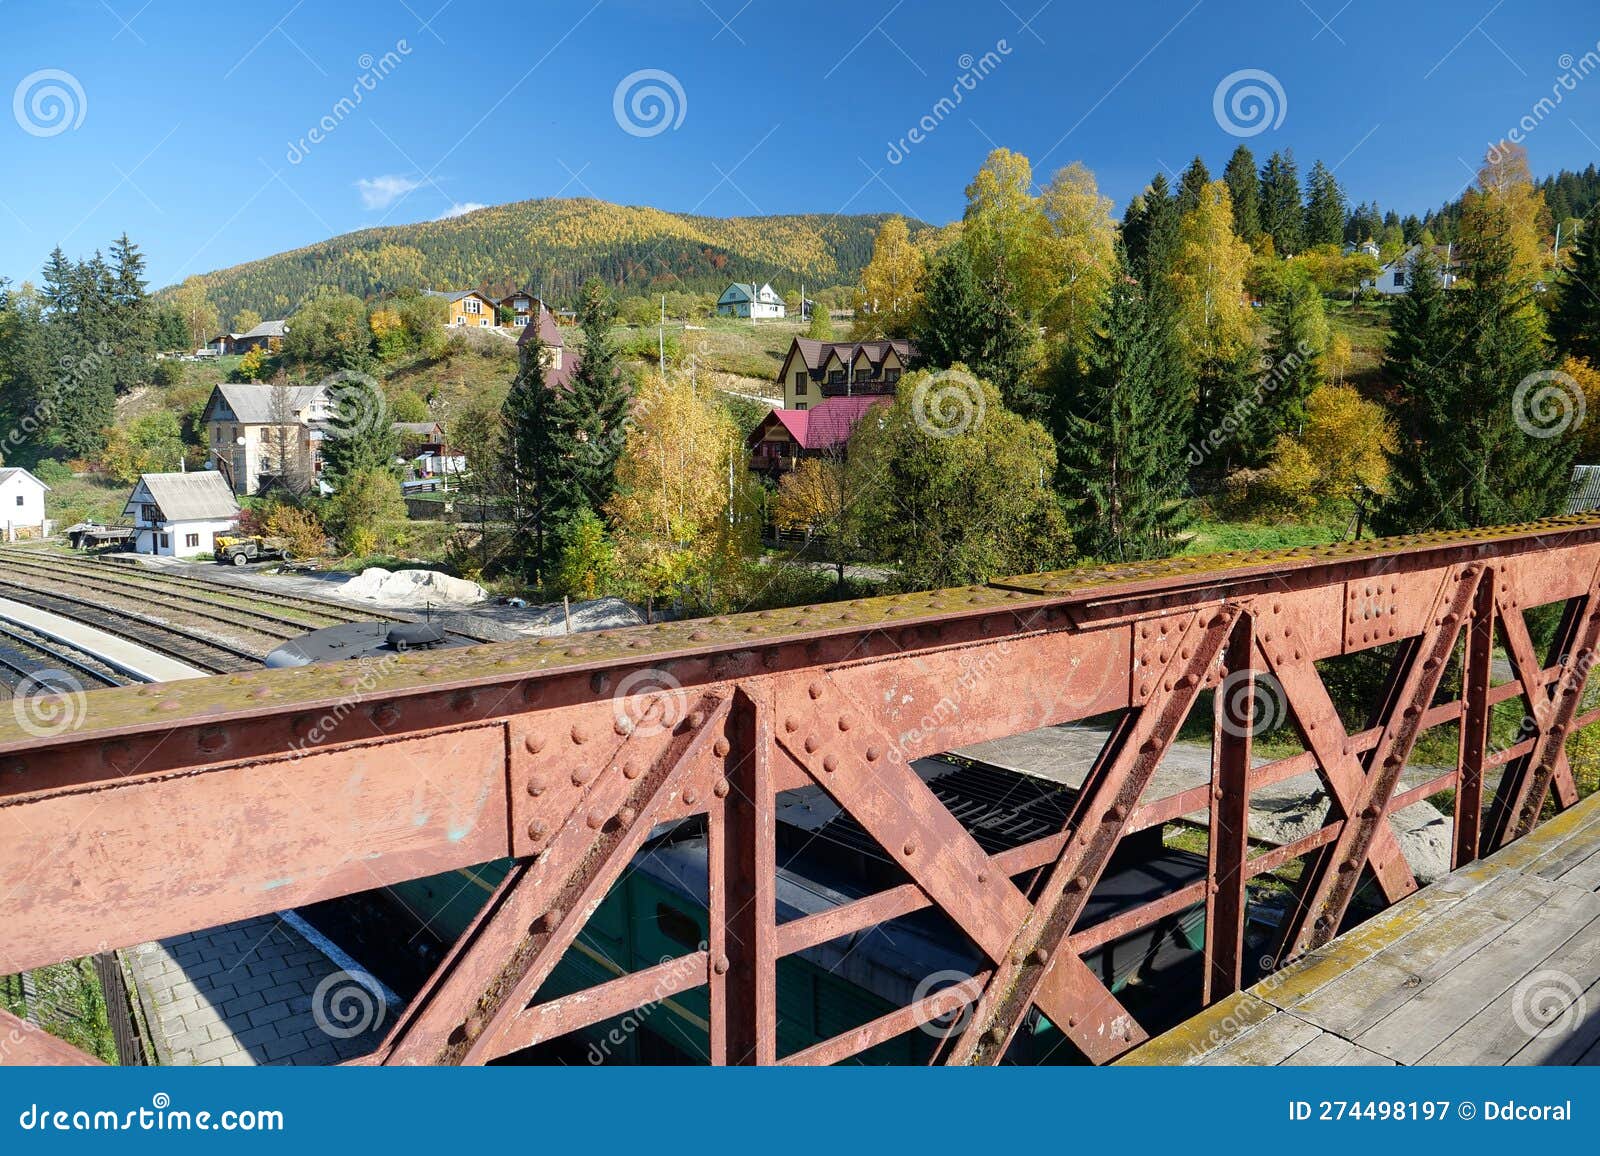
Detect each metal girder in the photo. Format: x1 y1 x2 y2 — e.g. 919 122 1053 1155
6 518 1600 1066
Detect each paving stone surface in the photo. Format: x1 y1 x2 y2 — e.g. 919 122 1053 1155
128 915 390 1066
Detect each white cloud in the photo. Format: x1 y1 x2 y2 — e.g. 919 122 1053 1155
356 174 422 210
436 202 488 220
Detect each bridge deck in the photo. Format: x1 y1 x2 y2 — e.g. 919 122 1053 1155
1122 791 1600 1066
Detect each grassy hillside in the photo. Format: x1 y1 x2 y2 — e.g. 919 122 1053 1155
174 198 930 321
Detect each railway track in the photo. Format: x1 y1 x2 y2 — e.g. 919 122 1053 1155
0 554 377 639
0 621 129 694
0 585 256 673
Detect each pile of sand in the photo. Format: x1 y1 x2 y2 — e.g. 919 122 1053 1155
339 567 488 606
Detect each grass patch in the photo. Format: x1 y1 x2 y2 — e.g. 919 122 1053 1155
1183 520 1343 556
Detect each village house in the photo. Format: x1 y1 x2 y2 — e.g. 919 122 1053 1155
1366 243 1457 295
200 382 330 495
425 289 499 328
123 471 241 558
0 467 51 541
498 289 538 328
206 320 289 357
716 281 786 319
776 337 914 410
747 395 888 477
515 301 581 387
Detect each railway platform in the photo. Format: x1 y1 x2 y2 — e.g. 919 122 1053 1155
0 595 206 683
1122 790 1600 1066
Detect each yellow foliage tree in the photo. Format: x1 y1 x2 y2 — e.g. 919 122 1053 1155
1469 142 1551 290
1326 332 1353 385
1038 161 1117 360
1563 355 1600 463
606 372 756 611
1256 384 1395 515
1169 181 1254 369
854 216 925 338
963 148 1048 308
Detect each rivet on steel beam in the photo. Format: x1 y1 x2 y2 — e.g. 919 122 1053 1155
526 779 546 797
541 908 563 931
987 1026 1007 1045
1029 948 1049 965
713 737 730 757
1363 804 1381 819
804 735 820 754
808 681 825 700
976 871 989 884
587 809 607 830
683 789 700 806
902 840 917 857
590 673 609 694
571 725 588 745
572 767 595 786
1066 874 1088 893
688 710 706 729
622 761 642 780
1339 860 1358 873
524 734 546 755
822 754 839 774
463 1014 485 1041
784 716 800 734
1108 803 1129 822
522 682 545 705
527 819 549 840
713 957 730 975
837 716 853 732
713 778 730 798
372 703 400 728
451 691 476 713
616 806 637 828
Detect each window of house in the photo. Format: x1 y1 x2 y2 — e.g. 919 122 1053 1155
158 533 169 549
828 371 845 385
14 495 22 506
185 533 199 548
795 403 808 411
794 373 808 396
142 504 160 523
464 297 481 314
885 368 900 383
1393 270 1406 287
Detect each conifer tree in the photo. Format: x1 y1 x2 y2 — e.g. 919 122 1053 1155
1054 258 1191 561
319 372 397 493
500 324 570 585
1259 150 1304 256
912 245 1035 415
1380 195 1571 531
1223 145 1261 245
1303 160 1346 248
1176 156 1211 215
553 282 633 512
1262 267 1326 440
1551 208 1600 364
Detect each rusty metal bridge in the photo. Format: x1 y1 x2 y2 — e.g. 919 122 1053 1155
5 516 1600 1066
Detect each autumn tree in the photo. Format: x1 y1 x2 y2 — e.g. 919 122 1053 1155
606 371 756 613
911 244 1037 417
773 447 877 592
1168 181 1254 371
854 216 924 338
850 369 1071 589
168 276 219 350
1038 161 1117 368
1261 264 1328 439
1254 385 1395 516
232 308 262 334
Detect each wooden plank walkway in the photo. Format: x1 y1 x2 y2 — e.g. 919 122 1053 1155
1121 790 1600 1066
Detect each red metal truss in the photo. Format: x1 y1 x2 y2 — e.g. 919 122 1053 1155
5 516 1600 1065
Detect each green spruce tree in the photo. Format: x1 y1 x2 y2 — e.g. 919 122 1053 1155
553 282 633 512
1261 266 1326 439
1223 145 1262 246
1303 160 1346 248
1053 258 1191 561
1551 209 1600 364
1259 149 1304 255
1177 156 1212 215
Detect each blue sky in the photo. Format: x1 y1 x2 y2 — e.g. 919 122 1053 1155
4 0 1600 288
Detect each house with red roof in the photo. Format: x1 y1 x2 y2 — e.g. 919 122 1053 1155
747 394 888 477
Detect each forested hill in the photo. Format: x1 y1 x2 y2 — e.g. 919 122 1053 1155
174 198 931 319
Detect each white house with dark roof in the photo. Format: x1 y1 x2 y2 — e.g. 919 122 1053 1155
123 472 241 557
0 467 51 541
716 282 786 319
